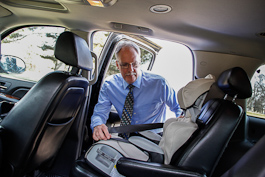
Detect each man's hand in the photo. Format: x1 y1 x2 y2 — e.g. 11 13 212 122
93 124 111 141
178 115 185 118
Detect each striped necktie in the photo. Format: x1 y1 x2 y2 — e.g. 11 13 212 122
120 84 134 139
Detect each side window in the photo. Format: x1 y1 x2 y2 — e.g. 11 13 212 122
150 38 193 91
92 31 110 60
1 26 66 82
149 38 192 118
247 65 265 119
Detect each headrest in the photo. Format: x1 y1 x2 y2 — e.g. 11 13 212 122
54 31 93 71
217 67 252 99
177 74 215 109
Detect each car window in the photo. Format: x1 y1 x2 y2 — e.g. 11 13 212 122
1 26 66 82
149 38 193 93
92 31 110 58
149 38 193 118
247 65 265 119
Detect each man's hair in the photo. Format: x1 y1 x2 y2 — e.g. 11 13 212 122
115 40 140 61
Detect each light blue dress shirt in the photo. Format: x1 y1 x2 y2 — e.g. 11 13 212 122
90 70 182 133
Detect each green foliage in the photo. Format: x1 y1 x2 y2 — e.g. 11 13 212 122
2 27 39 43
28 27 38 31
46 33 59 38
2 33 25 43
40 44 54 51
247 73 265 114
140 49 153 65
106 56 119 77
38 32 63 70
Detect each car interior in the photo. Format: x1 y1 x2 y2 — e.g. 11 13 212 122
0 0 265 177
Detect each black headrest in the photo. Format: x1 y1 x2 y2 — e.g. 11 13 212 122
217 67 252 99
54 31 93 71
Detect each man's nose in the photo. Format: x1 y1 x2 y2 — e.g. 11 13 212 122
128 63 134 71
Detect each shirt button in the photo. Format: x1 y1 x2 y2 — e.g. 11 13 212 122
134 113 136 115
136 121 138 123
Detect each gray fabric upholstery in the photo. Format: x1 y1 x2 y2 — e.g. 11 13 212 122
159 74 215 164
159 117 198 164
178 74 215 122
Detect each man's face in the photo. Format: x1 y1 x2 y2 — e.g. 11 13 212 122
116 46 141 84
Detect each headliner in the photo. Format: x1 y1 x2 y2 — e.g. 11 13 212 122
0 0 265 60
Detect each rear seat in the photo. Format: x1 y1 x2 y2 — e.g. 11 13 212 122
71 74 216 176
116 67 252 177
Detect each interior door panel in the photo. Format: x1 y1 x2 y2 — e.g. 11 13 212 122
0 76 34 102
247 116 265 143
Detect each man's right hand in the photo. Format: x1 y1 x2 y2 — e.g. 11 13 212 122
93 124 111 141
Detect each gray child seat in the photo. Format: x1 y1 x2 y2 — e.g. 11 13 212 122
84 74 215 176
159 74 215 164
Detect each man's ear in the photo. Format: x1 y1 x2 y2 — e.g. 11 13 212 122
116 61 120 69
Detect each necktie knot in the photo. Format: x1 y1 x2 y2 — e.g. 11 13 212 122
128 84 134 92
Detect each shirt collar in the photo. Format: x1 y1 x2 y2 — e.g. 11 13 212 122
122 70 142 90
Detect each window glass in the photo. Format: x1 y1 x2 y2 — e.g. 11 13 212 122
247 65 265 119
1 26 66 82
148 38 193 118
149 38 192 90
92 31 110 59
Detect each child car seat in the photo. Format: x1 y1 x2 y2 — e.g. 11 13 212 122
79 74 216 177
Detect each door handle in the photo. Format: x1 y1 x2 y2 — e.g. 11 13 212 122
0 85 7 90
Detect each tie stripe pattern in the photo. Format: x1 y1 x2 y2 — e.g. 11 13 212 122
120 84 134 138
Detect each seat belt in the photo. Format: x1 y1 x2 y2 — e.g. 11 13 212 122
108 123 163 134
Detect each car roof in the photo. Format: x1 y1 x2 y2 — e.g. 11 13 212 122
1 0 265 75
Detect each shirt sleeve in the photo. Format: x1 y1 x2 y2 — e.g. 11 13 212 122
90 83 112 131
164 79 183 117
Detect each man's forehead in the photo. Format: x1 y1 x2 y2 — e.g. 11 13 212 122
118 47 140 61
120 46 139 54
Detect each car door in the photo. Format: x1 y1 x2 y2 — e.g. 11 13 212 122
0 26 66 103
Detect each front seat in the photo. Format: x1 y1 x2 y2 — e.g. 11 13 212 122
0 31 93 177
116 67 252 177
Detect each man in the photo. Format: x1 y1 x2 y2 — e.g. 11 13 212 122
91 40 182 141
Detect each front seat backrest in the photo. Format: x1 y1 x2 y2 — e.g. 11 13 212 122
0 31 93 177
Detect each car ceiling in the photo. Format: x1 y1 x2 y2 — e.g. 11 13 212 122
0 0 265 62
